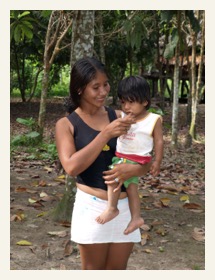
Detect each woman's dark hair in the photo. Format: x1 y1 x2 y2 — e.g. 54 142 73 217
117 75 151 110
67 57 107 112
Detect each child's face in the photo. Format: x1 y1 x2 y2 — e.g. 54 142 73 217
120 99 148 120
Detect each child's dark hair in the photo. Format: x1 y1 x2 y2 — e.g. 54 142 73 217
67 57 108 112
117 75 151 110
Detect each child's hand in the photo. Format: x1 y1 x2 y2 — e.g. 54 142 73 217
150 161 161 176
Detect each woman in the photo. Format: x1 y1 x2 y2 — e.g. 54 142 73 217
55 57 150 270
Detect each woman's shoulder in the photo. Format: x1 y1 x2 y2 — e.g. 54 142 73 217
56 116 75 135
56 116 72 129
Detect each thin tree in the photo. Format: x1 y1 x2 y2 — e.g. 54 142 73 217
38 10 73 137
171 11 182 148
189 10 205 141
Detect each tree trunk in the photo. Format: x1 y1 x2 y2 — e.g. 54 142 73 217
156 15 165 111
171 11 181 149
70 10 95 68
38 67 50 137
189 30 197 140
171 43 180 148
14 46 26 102
184 30 192 147
27 67 43 102
97 11 106 64
196 11 205 102
189 11 204 142
37 9 54 137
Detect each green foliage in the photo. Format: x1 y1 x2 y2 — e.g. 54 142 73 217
16 117 35 128
41 10 52 18
160 10 177 23
123 14 146 50
48 65 70 97
25 143 58 160
11 118 58 161
51 83 69 97
148 107 164 116
10 11 35 43
164 29 179 59
11 139 58 161
185 11 200 33
11 117 40 147
11 132 40 147
10 10 204 105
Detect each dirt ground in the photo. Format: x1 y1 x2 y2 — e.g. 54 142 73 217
10 99 205 270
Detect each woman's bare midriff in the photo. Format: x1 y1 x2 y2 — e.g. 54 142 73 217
76 183 127 200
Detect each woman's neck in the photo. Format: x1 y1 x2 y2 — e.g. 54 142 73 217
76 106 105 117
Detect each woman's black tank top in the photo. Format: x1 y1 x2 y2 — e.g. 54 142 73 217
67 106 126 192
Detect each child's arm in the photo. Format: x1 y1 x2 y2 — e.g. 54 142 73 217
150 117 163 176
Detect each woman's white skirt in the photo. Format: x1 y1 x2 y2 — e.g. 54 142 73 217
71 188 141 244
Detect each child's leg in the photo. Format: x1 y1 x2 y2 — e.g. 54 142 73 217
96 185 121 224
124 183 144 235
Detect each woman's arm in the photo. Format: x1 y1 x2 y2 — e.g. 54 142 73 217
55 114 135 176
103 161 151 187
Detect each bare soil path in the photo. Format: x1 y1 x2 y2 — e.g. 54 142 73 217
10 99 205 270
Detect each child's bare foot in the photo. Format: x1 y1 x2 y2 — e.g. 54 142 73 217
124 217 144 235
96 208 119 224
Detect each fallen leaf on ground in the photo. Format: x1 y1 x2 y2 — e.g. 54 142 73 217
29 246 37 254
180 195 190 202
59 264 66 270
16 240 32 246
31 174 40 179
44 166 53 173
140 224 151 231
47 231 68 237
157 185 180 193
36 211 48 217
15 187 27 192
64 240 74 257
59 221 71 227
28 198 37 204
160 197 171 207
39 191 48 197
192 227 205 242
156 227 168 236
39 180 47 187
10 213 25 221
143 248 152 254
141 232 150 246
183 203 202 210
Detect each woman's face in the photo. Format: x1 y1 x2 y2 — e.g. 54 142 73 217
81 71 110 107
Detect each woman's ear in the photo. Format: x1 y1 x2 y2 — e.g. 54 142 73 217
77 88 82 95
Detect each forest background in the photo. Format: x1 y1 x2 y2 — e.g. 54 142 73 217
2 5 212 275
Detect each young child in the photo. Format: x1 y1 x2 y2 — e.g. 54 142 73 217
96 75 164 235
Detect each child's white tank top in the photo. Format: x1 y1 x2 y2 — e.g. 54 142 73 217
116 112 162 157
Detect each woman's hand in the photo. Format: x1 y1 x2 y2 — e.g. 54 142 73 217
103 162 151 191
104 114 135 139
